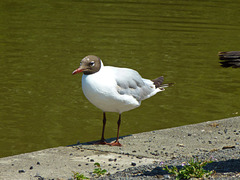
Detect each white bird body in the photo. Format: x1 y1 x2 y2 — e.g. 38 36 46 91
82 63 163 113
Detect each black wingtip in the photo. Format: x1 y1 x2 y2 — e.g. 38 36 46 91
152 76 174 88
152 76 164 88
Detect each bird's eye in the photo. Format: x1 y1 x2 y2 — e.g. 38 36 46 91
89 61 95 66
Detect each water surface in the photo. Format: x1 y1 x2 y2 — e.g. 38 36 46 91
0 0 240 157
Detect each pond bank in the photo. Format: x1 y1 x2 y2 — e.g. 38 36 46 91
0 116 240 179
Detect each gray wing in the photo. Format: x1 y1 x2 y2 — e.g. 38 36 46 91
111 67 154 102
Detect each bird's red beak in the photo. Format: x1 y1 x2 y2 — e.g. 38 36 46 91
72 67 84 75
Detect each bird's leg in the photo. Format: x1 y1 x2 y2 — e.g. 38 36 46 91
116 114 121 143
109 114 122 146
94 112 107 145
101 112 107 142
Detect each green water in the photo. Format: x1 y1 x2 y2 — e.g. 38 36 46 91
0 0 240 158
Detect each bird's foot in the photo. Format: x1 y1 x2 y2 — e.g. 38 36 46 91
93 139 108 145
93 139 122 146
108 141 122 146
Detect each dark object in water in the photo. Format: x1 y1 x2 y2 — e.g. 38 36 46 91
219 51 240 68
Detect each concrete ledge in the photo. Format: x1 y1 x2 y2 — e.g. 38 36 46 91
1 116 240 179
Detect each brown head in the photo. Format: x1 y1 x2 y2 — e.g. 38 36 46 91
72 55 102 75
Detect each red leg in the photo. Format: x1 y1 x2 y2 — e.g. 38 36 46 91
109 114 122 146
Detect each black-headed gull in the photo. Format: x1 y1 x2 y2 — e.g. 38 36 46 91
72 55 171 146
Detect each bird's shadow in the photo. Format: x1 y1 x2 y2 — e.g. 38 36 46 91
133 159 240 178
67 135 132 147
219 60 240 68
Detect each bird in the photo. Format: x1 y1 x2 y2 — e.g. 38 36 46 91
72 55 171 146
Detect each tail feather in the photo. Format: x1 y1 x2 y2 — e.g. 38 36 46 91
152 76 173 89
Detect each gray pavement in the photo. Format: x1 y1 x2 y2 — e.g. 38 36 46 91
0 116 240 180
